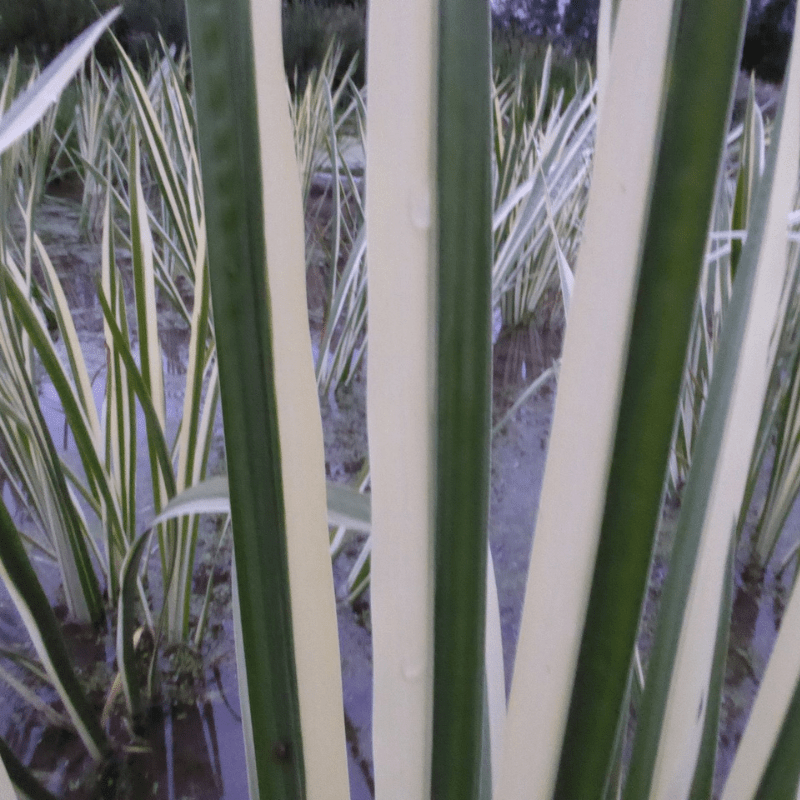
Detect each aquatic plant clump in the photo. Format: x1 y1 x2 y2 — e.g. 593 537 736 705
2 2 800 799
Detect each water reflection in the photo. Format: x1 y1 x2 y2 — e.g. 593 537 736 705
127 702 226 800
1 681 248 798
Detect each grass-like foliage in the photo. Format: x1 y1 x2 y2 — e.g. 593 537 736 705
2 2 800 799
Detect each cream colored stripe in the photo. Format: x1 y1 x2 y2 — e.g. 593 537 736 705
250 2 350 798
496 0 676 796
366 0 438 795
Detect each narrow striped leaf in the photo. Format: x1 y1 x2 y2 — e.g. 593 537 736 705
33 236 102 447
540 166 574 314
0 273 104 623
151 476 229 523
31 231 129 588
626 14 799 799
93 288 176 499
2 267 126 567
0 8 121 156
315 227 367 393
128 130 168 513
0 498 109 761
186 0 349 797
182 3 308 782
497 0 745 797
345 537 371 601
116 529 152 729
167 221 212 640
114 41 197 265
100 175 137 581
688 541 735 800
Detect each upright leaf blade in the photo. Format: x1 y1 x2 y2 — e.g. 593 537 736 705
366 0 438 796
186 1 304 794
185 0 350 797
250 1 349 796
560 0 746 791
498 0 676 794
432 0 493 798
626 11 799 798
498 0 745 797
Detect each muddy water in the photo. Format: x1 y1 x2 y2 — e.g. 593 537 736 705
0 196 797 799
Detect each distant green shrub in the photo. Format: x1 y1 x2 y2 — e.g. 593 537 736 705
492 27 588 115
0 0 117 60
0 0 187 63
114 0 188 65
282 0 366 91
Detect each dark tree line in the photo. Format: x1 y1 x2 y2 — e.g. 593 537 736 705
0 0 187 63
0 0 795 85
493 0 796 82
743 0 796 82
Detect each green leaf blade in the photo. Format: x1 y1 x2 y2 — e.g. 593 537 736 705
185 1 307 797
556 1 748 797
432 0 494 798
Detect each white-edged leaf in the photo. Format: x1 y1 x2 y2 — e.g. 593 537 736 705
345 535 371 598
151 476 230 525
0 8 121 156
365 0 438 791
644 22 800 800
539 162 575 316
250 1 350 796
496 0 681 795
715 26 800 800
33 236 102 445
